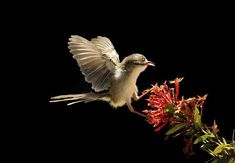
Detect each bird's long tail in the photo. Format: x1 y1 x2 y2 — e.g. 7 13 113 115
50 92 110 106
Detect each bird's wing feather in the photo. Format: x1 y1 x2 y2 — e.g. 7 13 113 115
91 36 120 65
68 35 119 92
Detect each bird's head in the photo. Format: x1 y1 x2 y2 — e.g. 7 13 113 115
122 53 155 73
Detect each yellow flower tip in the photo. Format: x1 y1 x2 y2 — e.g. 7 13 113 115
169 77 184 84
197 94 208 101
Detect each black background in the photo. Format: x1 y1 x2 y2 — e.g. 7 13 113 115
14 2 234 163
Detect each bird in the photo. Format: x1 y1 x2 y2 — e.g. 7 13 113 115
50 35 155 117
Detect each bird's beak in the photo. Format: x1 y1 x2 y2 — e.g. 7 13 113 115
145 61 155 66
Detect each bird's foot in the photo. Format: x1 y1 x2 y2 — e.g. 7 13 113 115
137 88 154 101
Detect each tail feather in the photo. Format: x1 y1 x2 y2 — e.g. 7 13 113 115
50 92 110 105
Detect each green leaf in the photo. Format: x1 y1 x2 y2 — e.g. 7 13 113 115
200 142 214 150
211 158 219 163
211 156 235 163
228 157 235 163
212 145 224 155
222 137 227 145
165 123 186 136
194 134 210 144
232 129 235 143
185 129 195 136
164 103 176 115
194 107 202 130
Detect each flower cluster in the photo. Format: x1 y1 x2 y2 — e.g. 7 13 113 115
141 77 235 162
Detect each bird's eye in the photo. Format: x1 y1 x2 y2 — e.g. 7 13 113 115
142 57 145 61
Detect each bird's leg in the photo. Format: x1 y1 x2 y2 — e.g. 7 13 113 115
132 86 141 101
132 91 140 101
132 90 149 101
126 101 146 117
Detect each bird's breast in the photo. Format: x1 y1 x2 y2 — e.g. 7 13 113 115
109 71 139 108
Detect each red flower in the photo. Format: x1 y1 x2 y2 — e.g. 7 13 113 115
143 78 183 131
142 77 232 160
143 78 208 133
143 109 171 131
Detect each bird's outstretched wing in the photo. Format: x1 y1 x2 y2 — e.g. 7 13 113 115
68 35 120 92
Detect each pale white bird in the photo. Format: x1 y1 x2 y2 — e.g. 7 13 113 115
50 35 155 116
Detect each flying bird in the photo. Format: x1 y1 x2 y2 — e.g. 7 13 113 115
50 35 155 116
